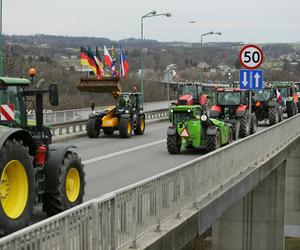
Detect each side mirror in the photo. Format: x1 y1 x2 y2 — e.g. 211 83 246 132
91 102 95 111
49 84 59 106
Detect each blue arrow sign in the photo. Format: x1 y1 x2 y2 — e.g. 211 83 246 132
239 69 263 90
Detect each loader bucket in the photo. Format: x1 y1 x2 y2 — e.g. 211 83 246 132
77 76 122 93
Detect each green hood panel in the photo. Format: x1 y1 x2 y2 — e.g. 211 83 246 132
0 77 30 86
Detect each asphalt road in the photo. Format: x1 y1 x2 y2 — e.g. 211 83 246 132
64 120 268 201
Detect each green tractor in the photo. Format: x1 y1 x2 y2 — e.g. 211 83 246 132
167 104 233 154
0 76 85 235
252 87 283 125
269 81 299 118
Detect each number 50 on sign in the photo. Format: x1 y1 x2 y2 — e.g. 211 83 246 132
239 44 264 69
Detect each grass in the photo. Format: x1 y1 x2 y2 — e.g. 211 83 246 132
285 237 300 250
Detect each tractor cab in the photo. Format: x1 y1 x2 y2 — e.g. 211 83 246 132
0 78 30 127
211 88 248 120
0 77 59 145
116 92 143 114
176 82 204 105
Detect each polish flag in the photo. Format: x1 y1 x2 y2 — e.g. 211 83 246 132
104 46 113 67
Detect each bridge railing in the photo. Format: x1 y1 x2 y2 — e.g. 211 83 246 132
50 109 170 137
27 101 172 124
1 115 299 249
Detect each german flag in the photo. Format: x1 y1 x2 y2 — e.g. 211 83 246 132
80 47 101 79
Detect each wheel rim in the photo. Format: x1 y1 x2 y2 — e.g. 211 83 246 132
140 118 145 131
0 160 28 219
127 122 132 135
66 168 80 203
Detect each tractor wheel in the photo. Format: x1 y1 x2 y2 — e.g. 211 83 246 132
227 127 233 144
134 115 145 135
233 120 240 140
103 127 114 135
167 134 181 154
43 152 85 216
0 139 35 236
207 130 221 152
86 117 100 138
286 102 295 118
279 107 284 122
269 108 279 126
250 113 257 134
239 110 251 138
119 118 132 138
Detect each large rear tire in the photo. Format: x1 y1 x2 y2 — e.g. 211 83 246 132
134 115 145 135
119 118 132 138
86 117 100 138
286 102 295 118
268 108 279 126
0 139 35 236
167 134 181 154
207 130 221 152
239 110 251 138
43 152 85 216
250 113 257 134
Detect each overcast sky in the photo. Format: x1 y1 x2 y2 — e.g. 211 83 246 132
4 0 300 43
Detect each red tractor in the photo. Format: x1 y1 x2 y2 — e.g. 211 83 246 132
175 82 210 108
210 88 257 139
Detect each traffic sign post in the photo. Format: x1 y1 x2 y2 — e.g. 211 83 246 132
239 44 264 70
239 69 263 90
239 44 264 115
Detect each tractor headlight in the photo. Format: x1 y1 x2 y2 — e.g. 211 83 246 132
200 114 208 122
188 109 191 112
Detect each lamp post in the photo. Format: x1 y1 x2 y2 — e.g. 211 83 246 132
200 31 222 81
140 10 171 102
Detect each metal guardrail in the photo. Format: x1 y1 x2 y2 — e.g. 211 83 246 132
51 109 170 137
1 115 299 249
28 101 172 124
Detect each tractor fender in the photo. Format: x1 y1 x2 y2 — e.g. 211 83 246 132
210 105 221 118
0 127 35 155
167 126 177 136
44 143 76 193
235 105 247 117
206 126 218 136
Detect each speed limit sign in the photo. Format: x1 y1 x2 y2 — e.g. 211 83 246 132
239 44 264 69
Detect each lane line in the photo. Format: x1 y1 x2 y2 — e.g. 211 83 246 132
82 139 166 165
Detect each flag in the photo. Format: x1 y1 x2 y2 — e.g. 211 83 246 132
104 46 113 67
276 89 283 102
88 46 102 78
120 49 129 78
80 47 101 79
95 46 104 70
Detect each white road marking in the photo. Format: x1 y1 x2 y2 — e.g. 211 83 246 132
83 139 166 165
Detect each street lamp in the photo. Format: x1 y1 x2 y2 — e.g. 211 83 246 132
200 31 222 80
140 10 171 102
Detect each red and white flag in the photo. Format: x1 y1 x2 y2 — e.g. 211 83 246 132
104 46 113 67
0 105 15 121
